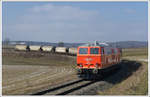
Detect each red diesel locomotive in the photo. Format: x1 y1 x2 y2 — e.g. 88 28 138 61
76 42 121 78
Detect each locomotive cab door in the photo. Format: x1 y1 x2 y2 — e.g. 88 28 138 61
101 47 105 67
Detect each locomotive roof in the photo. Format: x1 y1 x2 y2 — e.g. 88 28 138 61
79 42 110 47
79 43 119 49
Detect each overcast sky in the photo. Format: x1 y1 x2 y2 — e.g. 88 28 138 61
3 2 148 43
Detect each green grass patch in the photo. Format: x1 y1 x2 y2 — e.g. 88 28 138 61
122 48 148 57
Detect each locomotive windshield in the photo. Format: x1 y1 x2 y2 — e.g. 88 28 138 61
79 48 88 54
90 48 99 54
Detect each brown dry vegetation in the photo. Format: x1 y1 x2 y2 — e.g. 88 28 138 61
2 49 76 67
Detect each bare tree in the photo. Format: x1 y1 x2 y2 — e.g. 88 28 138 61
58 42 64 47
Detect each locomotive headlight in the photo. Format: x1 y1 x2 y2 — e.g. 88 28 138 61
77 64 83 67
79 64 83 67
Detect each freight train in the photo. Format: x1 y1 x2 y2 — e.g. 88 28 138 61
76 41 121 79
15 45 77 55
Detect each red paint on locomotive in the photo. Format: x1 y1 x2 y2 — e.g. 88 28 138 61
77 44 121 72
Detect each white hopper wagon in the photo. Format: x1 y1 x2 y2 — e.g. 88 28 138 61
15 45 28 51
42 46 54 52
55 47 68 53
68 48 77 54
29 45 42 51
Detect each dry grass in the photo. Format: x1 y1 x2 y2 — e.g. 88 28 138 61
99 61 148 95
2 50 76 67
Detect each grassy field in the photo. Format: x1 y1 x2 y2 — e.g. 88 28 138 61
2 50 76 67
99 47 148 95
122 47 148 57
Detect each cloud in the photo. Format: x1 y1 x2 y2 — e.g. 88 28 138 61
124 8 136 14
4 4 102 42
25 4 100 22
3 4 147 42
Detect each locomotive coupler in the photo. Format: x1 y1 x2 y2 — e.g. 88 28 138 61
93 69 98 74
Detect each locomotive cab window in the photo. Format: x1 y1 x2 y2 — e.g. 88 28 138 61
90 48 99 54
101 48 104 54
79 48 88 54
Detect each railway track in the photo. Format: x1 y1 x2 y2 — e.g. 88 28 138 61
32 79 97 95
31 65 121 95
